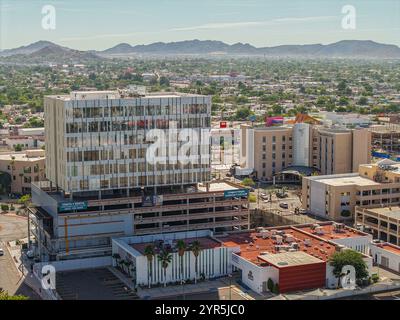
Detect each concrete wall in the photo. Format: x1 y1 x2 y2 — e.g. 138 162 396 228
33 256 112 273
370 244 400 273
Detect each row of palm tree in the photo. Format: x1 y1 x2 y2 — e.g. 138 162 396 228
144 240 202 288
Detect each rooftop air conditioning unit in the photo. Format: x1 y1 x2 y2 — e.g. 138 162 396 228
315 226 324 235
291 243 299 250
284 234 294 243
275 235 283 244
304 239 312 247
261 230 270 239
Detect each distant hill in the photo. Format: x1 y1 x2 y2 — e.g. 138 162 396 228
0 40 70 57
0 41 103 64
99 39 400 58
2 39 400 61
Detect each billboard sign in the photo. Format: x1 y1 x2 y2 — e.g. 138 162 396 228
58 201 88 212
224 189 249 198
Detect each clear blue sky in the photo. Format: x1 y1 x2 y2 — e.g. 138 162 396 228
1 0 399 50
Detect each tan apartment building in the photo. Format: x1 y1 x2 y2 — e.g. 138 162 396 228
238 123 371 180
355 206 400 246
0 149 46 194
302 159 400 221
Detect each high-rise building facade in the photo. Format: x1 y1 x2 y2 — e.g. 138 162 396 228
29 91 250 262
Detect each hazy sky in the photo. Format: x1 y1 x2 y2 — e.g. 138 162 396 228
1 0 399 50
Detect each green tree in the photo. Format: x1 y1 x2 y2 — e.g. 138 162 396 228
190 240 202 284
158 248 173 287
176 239 187 280
329 250 369 287
144 245 155 288
242 178 255 187
267 278 274 292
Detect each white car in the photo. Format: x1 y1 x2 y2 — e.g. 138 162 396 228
0 248 4 256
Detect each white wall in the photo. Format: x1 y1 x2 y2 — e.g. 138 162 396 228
370 244 400 273
133 247 234 286
332 235 372 256
309 180 327 218
33 256 112 273
231 253 278 294
292 123 310 167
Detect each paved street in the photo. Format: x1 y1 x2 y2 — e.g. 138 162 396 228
0 213 40 299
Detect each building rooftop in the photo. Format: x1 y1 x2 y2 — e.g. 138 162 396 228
295 223 368 241
218 227 337 266
47 91 207 102
259 251 324 268
198 181 240 192
316 175 379 187
131 236 221 255
0 150 45 162
374 242 400 255
362 206 400 220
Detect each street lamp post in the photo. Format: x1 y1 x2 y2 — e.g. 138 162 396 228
181 279 185 300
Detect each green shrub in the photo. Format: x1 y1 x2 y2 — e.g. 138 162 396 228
341 210 351 217
1 204 9 212
267 278 274 292
371 273 379 283
248 194 256 203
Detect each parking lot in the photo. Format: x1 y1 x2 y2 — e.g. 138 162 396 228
56 268 139 300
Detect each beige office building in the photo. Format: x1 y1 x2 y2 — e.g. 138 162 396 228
302 159 400 221
0 149 45 194
238 123 371 180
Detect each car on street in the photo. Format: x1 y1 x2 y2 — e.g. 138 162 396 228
0 248 4 256
279 202 289 209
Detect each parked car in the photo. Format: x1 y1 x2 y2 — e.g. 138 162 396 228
0 248 4 256
279 202 289 209
299 208 308 215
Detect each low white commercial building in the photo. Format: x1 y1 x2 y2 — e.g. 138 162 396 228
370 241 400 273
112 230 237 287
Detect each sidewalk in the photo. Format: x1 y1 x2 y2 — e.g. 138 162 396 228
136 279 232 299
5 238 57 300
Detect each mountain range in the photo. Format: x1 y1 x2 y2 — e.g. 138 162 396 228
1 40 400 63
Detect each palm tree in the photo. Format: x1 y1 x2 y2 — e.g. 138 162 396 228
144 244 155 288
9 156 15 194
190 241 202 283
158 248 172 287
176 239 186 280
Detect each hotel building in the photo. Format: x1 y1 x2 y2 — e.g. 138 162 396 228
29 90 250 262
238 123 371 180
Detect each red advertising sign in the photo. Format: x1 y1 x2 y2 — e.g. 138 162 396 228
220 121 227 128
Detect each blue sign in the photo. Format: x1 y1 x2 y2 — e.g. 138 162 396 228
59 201 88 212
224 189 249 198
